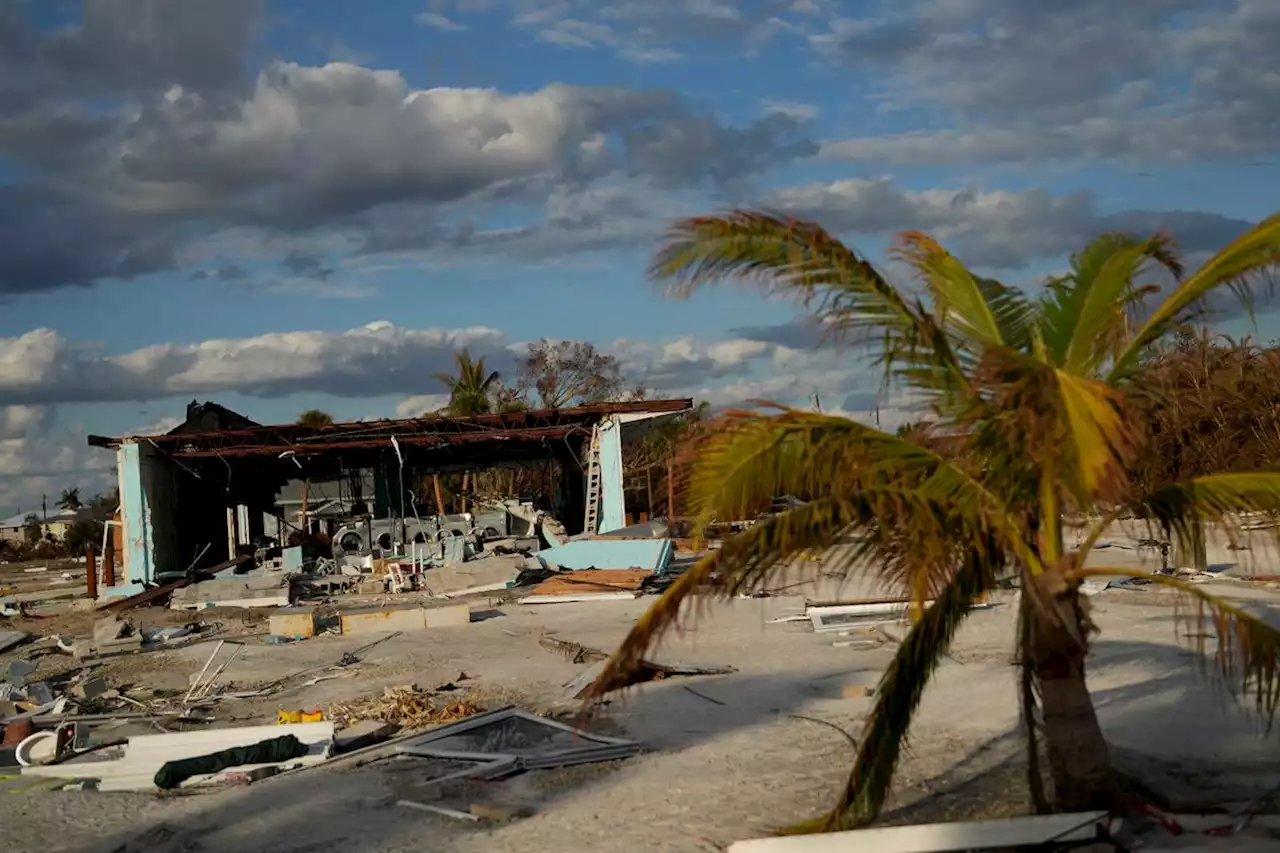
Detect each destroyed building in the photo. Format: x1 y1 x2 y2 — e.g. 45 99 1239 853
85 398 693 599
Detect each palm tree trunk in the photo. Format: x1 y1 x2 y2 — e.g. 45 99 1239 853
432 474 445 516
1027 583 1114 812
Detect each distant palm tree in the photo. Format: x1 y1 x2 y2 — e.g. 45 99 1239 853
57 487 82 511
435 349 500 416
297 409 335 427
435 349 503 512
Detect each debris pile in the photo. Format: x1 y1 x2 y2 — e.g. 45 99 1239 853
328 683 483 730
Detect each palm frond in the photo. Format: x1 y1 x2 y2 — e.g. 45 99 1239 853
582 489 1002 703
893 231 1004 347
976 276 1037 349
1112 214 1280 380
1038 233 1178 372
789 548 998 833
1062 235 1177 374
1071 566 1280 726
1054 370 1136 500
678 407 1033 561
1132 472 1280 550
651 211 916 335
648 212 971 409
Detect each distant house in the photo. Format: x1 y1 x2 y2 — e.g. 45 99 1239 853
0 508 93 544
0 512 29 544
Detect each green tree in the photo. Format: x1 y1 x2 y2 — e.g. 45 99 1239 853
434 349 503 512
586 212 1280 830
297 409 335 426
21 513 42 545
64 519 104 555
57 487 82 511
435 349 501 416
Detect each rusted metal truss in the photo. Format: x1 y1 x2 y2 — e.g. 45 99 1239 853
87 399 693 460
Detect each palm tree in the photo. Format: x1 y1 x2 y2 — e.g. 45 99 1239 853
434 349 502 511
57 487 82 511
297 409 334 427
585 212 1280 832
435 349 500 416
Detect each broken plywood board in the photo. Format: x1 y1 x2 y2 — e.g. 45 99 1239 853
525 569 650 594
518 569 649 604
727 811 1112 853
534 538 673 574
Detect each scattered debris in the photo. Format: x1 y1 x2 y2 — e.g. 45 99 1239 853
538 636 608 664
399 798 481 821
184 640 245 704
0 630 28 654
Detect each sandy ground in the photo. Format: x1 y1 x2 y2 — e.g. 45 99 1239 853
3 538 1280 853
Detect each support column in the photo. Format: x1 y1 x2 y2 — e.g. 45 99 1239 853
118 442 153 588
596 415 627 534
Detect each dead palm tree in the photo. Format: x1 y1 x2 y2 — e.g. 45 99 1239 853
585 211 1280 832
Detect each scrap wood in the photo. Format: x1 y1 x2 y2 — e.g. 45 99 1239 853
539 636 735 681
539 636 608 664
526 569 652 597
328 684 482 730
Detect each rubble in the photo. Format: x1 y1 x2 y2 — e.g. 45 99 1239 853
328 684 483 730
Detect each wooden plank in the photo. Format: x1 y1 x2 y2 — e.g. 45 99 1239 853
727 812 1111 853
526 569 651 596
519 592 637 604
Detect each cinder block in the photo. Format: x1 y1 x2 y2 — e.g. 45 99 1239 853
269 608 319 638
422 602 471 628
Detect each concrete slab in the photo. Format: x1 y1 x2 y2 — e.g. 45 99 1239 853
269 608 319 638
337 602 470 635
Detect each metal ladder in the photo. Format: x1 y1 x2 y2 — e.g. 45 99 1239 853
583 424 602 534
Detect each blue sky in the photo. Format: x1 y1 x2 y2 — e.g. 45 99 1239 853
0 0 1277 513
